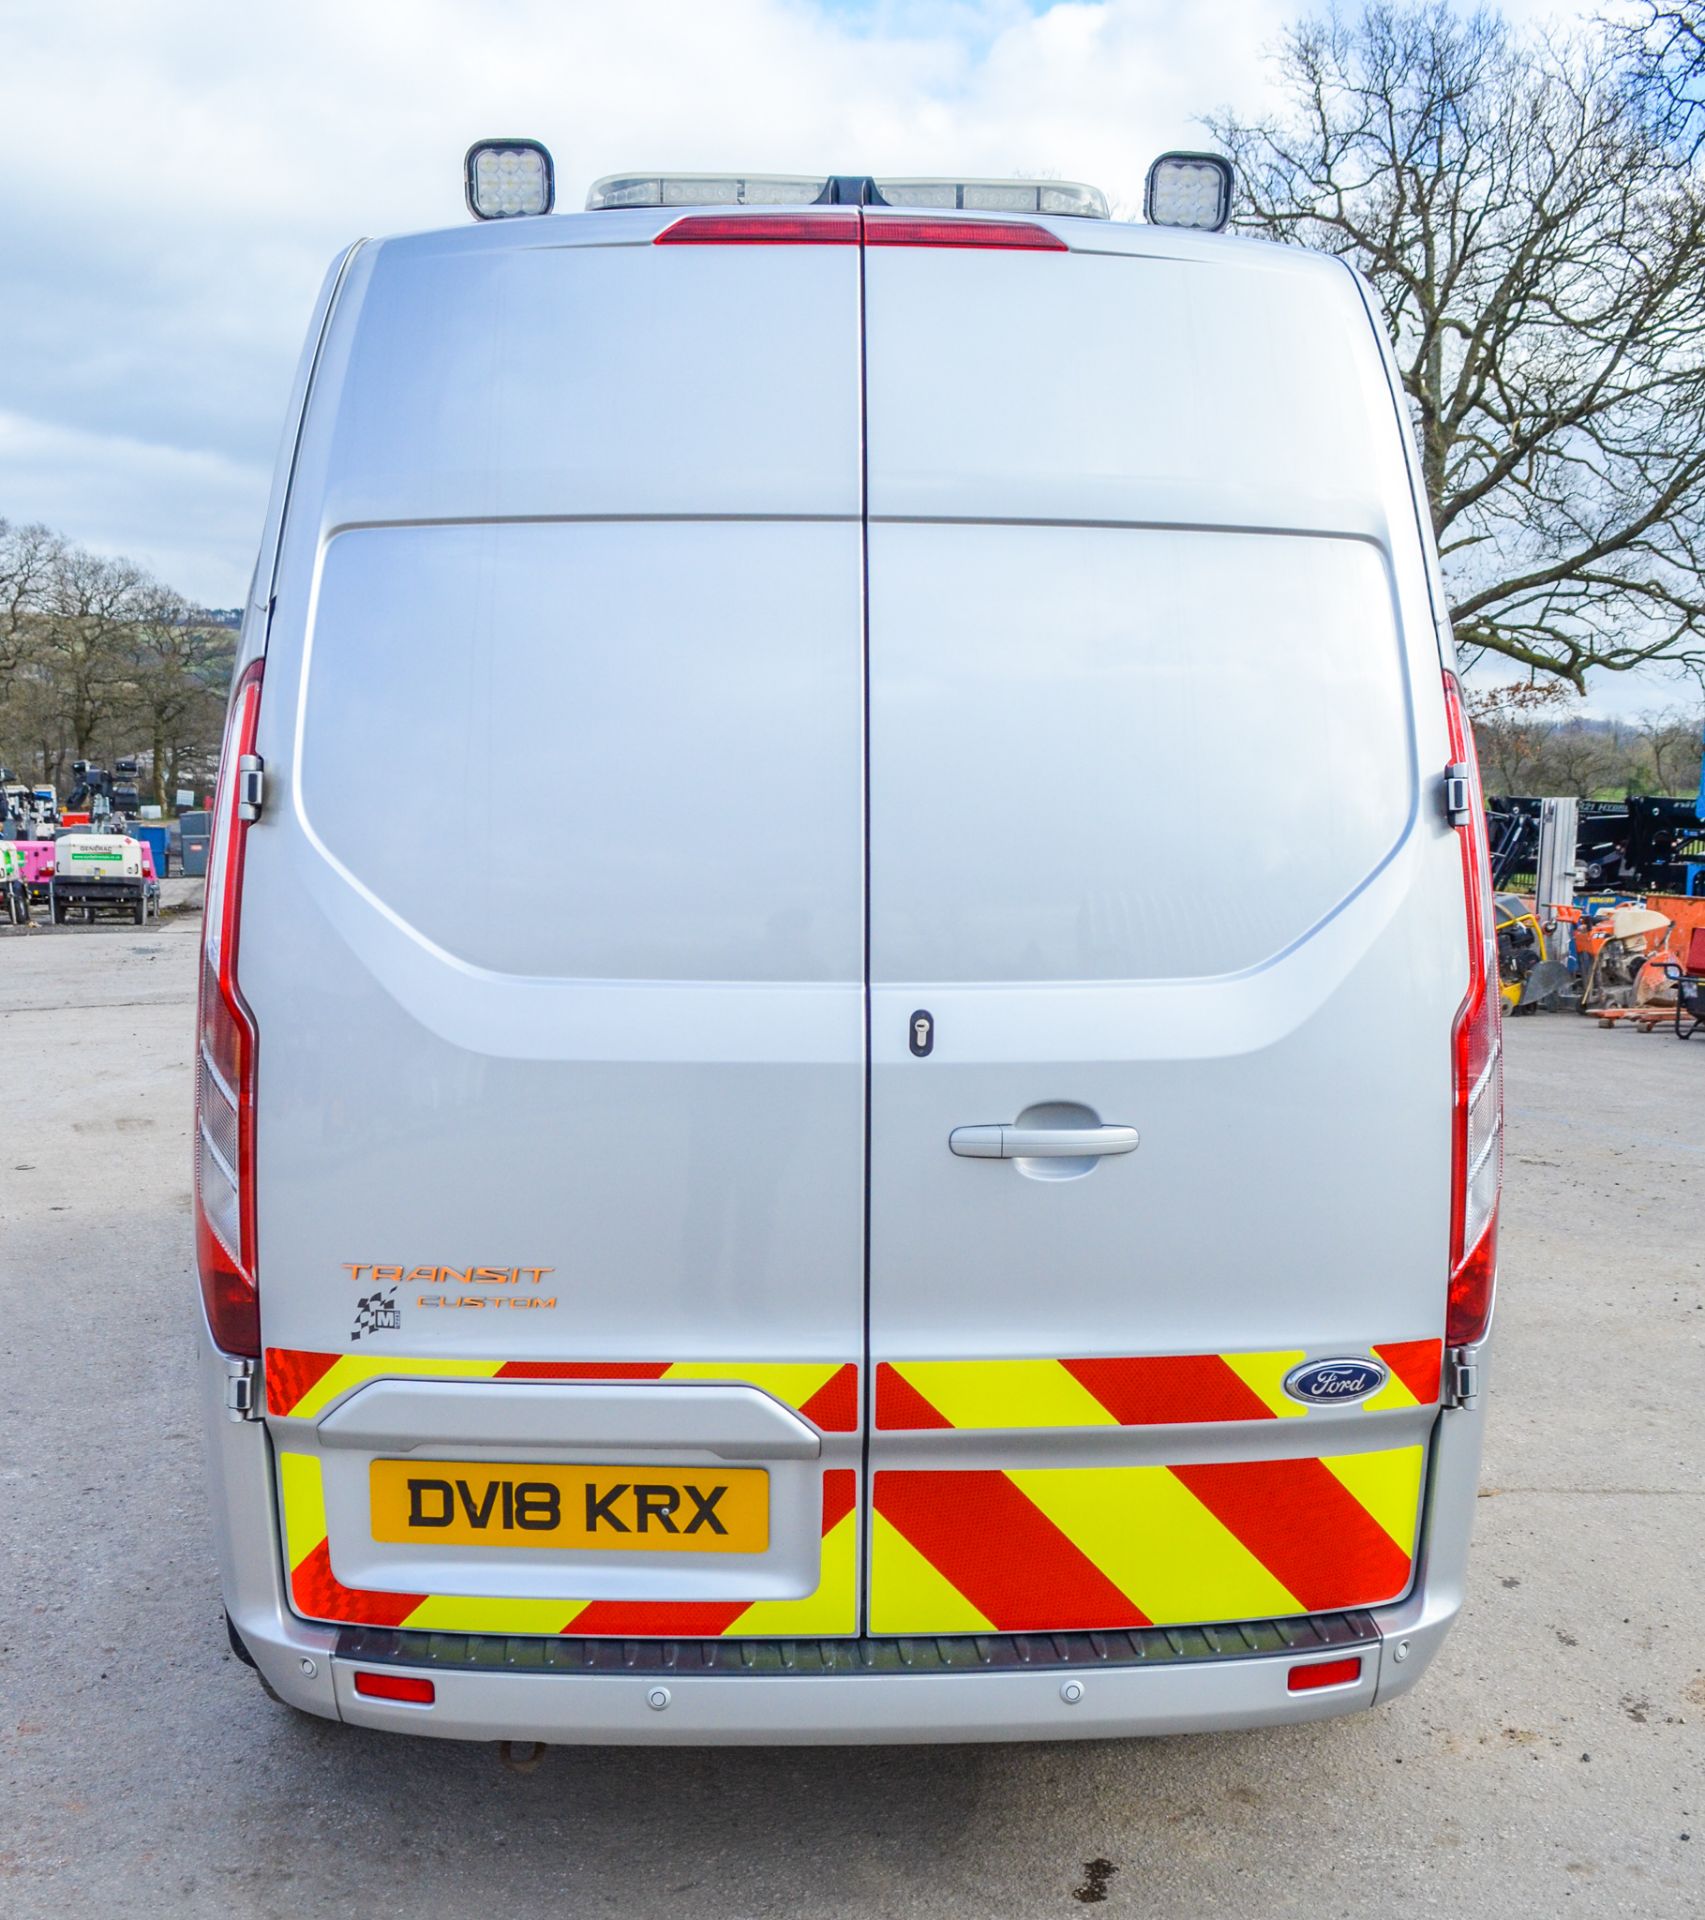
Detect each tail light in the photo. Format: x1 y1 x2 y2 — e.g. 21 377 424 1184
195 660 263 1356
1443 670 1500 1347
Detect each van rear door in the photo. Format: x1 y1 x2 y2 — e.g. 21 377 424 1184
861 223 1464 1637
245 220 867 1638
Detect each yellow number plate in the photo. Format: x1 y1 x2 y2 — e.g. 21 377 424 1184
368 1461 768 1554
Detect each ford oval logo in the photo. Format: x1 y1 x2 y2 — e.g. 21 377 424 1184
1283 1358 1388 1405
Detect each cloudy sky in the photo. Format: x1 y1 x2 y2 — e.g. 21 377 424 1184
5 0 1680 715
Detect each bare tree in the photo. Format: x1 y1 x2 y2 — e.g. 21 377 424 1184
1208 5 1705 691
1463 677 1572 792
1616 2 1705 161
33 547 150 764
1636 702 1705 791
123 589 235 805
0 519 65 677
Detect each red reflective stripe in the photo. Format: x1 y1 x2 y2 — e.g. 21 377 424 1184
654 212 859 245
873 1363 953 1430
875 1471 1148 1632
566 1599 749 1638
864 214 1067 251
821 1466 857 1536
798 1363 859 1432
1061 1354 1275 1426
264 1347 341 1416
492 1361 671 1380
291 1540 423 1628
1373 1339 1443 1406
1171 1459 1412 1611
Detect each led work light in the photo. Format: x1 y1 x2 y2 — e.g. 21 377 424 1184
1144 152 1233 232
465 139 555 220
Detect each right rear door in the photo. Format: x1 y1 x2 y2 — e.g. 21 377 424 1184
861 224 1464 1638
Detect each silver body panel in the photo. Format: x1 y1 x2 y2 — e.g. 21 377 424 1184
199 201 1488 1741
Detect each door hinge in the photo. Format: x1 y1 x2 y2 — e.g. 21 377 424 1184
1442 1348 1479 1409
236 754 265 822
223 1356 261 1422
1442 763 1473 826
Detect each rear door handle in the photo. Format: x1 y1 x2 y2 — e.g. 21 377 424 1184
949 1124 1139 1160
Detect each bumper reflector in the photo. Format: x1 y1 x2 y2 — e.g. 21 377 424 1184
353 1671 435 1705
1287 1656 1362 1693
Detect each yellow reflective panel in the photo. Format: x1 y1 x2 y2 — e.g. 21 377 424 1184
730 1508 859 1638
278 1450 327 1556
1220 1350 1308 1419
869 1511 993 1635
892 1359 1117 1431
1009 1466 1301 1627
403 1594 578 1635
1320 1446 1424 1551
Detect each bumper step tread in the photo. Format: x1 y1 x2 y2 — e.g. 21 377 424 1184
337 1610 1378 1677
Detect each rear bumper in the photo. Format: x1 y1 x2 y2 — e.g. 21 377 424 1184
198 1324 1486 1745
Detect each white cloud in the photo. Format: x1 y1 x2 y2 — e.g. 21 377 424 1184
0 410 270 604
0 0 1613 668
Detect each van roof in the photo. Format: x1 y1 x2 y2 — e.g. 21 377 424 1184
358 202 1351 285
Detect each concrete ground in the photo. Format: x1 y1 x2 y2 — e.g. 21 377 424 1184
1 914 1699 1919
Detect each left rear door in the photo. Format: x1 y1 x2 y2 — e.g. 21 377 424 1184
244 217 869 1638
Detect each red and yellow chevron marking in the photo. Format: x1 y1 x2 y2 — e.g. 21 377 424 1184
265 1348 859 1431
279 1456 858 1638
870 1446 1424 1633
874 1339 1441 1430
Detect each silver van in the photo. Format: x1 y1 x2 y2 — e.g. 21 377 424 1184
197 155 1501 1744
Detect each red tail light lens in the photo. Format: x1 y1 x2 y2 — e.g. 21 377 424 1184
195 660 263 1356
863 214 1067 250
654 212 860 245
1443 671 1501 1347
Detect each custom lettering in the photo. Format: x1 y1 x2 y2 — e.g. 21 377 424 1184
585 1482 631 1532
682 1484 728 1535
407 1479 455 1527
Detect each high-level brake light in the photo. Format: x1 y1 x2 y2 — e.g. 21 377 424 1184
195 661 263 1357
1145 152 1234 232
654 212 860 246
863 214 1067 251
654 211 1068 250
1443 670 1502 1347
465 140 554 220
